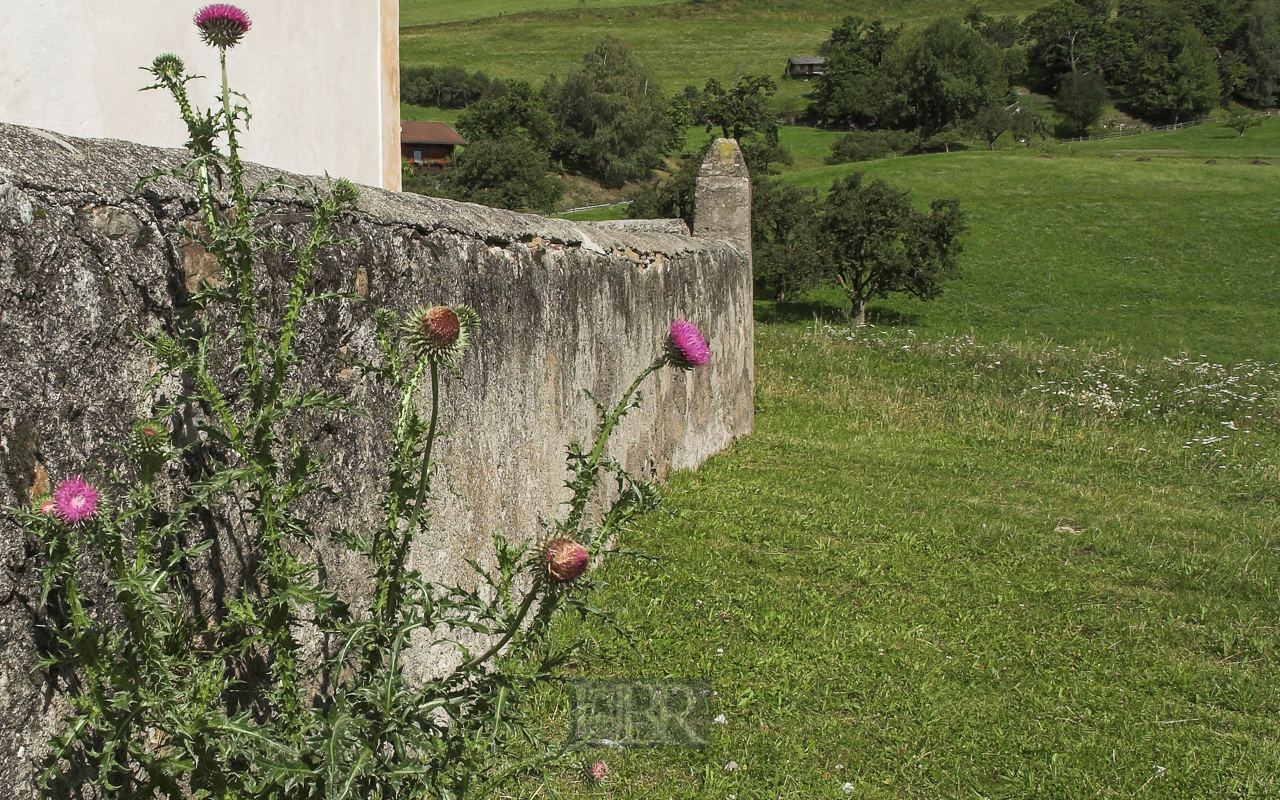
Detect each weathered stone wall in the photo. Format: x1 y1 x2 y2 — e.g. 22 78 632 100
0 124 753 797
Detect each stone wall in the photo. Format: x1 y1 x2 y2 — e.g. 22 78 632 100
0 123 753 797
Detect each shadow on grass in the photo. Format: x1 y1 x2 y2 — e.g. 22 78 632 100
754 299 922 328
754 299 842 325
866 306 922 327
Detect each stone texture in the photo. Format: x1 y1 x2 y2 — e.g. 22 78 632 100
0 123 753 798
588 218 691 236
694 137 753 260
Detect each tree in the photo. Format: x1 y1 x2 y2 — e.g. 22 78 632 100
968 103 1017 148
825 129 920 164
1055 70 1110 134
900 17 1012 136
1239 0 1280 105
701 75 777 140
455 80 556 150
545 37 672 188
965 5 1026 48
400 64 492 109
1024 0 1112 83
739 127 794 174
625 140 709 229
1223 106 1265 135
820 173 965 326
1125 24 1221 120
809 16 904 127
752 177 822 301
1009 103 1056 145
435 137 563 211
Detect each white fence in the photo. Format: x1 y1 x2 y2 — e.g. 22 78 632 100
1057 110 1279 145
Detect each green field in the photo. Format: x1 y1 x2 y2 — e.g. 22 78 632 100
400 0 1032 91
776 118 1280 365
402 0 683 27
539 325 1280 799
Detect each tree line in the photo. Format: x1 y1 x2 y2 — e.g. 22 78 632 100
403 37 687 209
812 0 1279 152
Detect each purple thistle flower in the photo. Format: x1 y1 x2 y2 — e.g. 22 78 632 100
588 760 608 783
53 476 100 527
194 4 252 49
666 319 710 369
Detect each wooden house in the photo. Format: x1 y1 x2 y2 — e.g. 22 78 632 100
785 57 826 79
401 121 469 174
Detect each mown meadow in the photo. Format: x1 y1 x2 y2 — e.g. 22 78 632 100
396 3 1280 797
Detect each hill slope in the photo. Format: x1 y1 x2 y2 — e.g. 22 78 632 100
776 120 1280 363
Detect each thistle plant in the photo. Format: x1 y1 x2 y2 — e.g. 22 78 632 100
11 7 711 800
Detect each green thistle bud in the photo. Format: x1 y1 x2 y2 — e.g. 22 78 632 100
131 420 169 452
151 53 186 81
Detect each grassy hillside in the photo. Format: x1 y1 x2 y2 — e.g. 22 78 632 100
773 118 1280 364
402 0 682 27
400 0 1033 94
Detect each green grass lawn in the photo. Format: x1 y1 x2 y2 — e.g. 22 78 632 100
536 324 1280 798
400 103 460 124
400 0 1033 91
1067 115 1280 160
774 117 1280 365
401 0 684 27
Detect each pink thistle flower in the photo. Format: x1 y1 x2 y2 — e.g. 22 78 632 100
588 760 608 783
53 476 100 527
666 319 710 369
194 4 251 49
543 538 589 583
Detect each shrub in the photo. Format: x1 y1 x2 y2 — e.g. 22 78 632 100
825 129 920 164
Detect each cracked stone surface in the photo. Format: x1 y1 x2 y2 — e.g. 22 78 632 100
0 123 754 797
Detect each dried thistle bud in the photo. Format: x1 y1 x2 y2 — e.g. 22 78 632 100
421 306 461 348
543 538 589 583
405 304 479 366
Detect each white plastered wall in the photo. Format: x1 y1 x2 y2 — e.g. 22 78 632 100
0 1 401 191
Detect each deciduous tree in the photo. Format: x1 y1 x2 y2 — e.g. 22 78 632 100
456 80 556 150
1055 70 1110 134
752 177 823 301
1223 106 1265 135
545 37 672 188
436 137 563 211
808 17 904 128
900 17 1011 136
820 172 965 325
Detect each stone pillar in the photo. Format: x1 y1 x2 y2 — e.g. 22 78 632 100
693 138 752 266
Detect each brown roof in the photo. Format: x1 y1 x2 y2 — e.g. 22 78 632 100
401 121 469 146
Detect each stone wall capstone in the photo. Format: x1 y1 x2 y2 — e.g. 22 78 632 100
0 124 753 798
